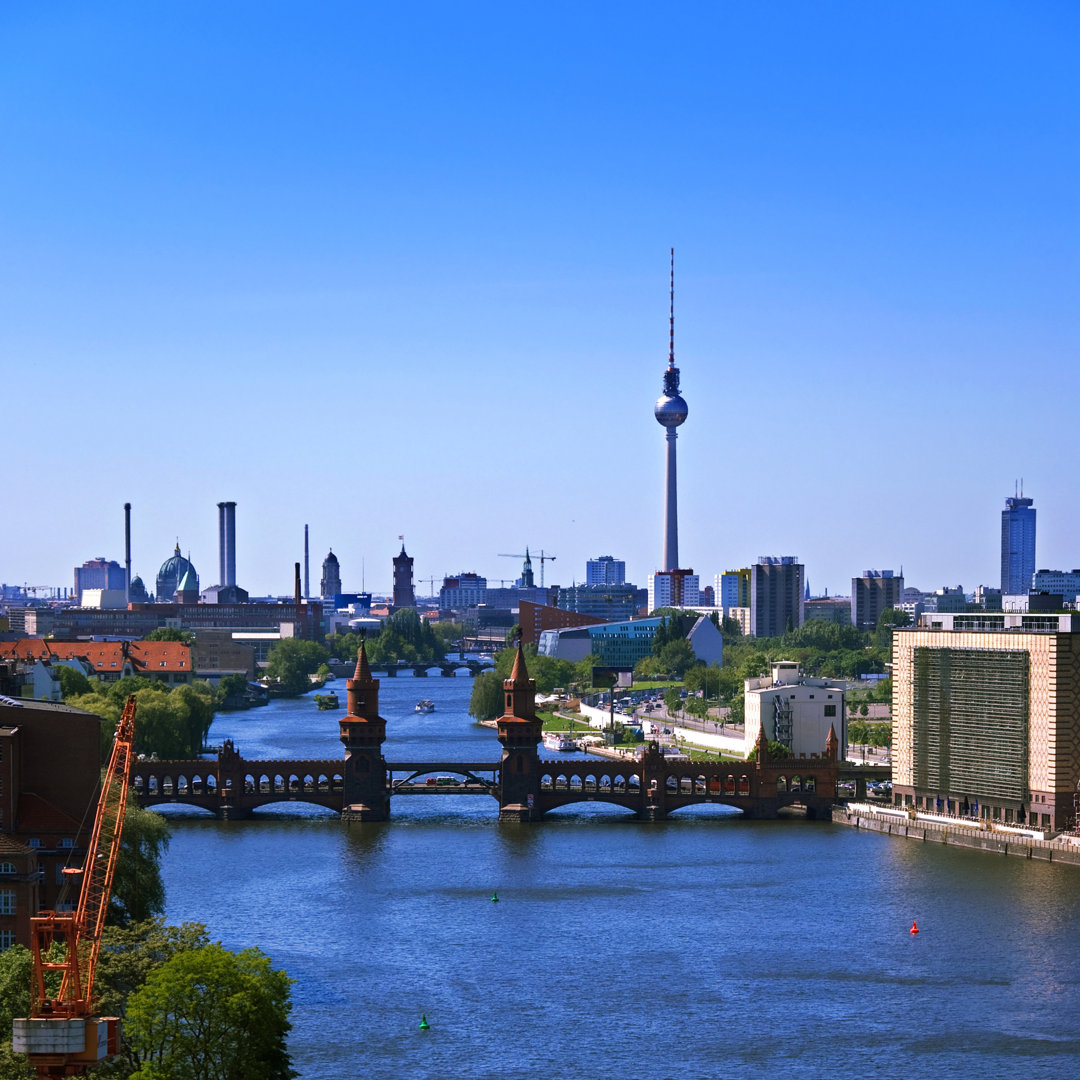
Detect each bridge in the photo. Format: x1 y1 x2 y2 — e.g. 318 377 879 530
328 658 493 679
133 646 853 823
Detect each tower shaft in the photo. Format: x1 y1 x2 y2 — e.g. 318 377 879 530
663 428 679 571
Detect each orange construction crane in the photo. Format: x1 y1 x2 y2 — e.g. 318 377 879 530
13 695 138 1076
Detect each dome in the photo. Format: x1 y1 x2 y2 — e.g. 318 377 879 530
654 393 688 428
324 550 339 564
156 544 199 602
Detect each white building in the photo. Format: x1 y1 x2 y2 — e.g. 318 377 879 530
744 662 845 758
586 556 626 586
648 570 700 611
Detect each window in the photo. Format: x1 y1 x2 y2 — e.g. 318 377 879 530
27 839 41 849
57 838 74 849
824 705 836 717
0 863 14 875
0 931 15 951
0 890 15 915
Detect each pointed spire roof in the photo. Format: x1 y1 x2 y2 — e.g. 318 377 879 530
508 644 530 687
353 640 374 684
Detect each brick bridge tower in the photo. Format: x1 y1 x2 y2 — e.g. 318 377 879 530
339 642 389 821
496 645 543 821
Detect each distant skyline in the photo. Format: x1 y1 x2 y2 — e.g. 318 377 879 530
3 3 1078 598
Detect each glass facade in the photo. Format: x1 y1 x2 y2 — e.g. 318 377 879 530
912 647 1029 802
1001 496 1036 595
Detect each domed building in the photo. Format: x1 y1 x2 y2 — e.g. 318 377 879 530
321 550 341 602
129 574 150 604
156 544 199 603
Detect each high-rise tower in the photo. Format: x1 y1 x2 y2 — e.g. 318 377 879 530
393 541 416 609
654 248 688 572
1001 490 1036 595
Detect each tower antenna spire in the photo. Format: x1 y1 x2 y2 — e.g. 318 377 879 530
668 247 675 369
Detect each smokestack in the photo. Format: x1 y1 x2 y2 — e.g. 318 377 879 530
294 562 302 608
304 524 310 601
124 502 131 606
218 503 226 586
218 501 237 587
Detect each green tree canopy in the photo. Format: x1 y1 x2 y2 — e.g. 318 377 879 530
657 638 695 678
55 663 92 699
468 669 504 722
145 628 194 644
264 639 330 697
126 943 295 1080
110 805 170 926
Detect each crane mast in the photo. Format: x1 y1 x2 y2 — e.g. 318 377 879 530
14 695 138 1076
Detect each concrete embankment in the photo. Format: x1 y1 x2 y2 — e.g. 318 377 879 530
833 805 1080 866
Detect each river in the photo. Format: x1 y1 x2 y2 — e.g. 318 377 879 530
158 669 1080 1079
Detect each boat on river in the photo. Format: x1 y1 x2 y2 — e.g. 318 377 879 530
543 732 576 752
415 699 435 714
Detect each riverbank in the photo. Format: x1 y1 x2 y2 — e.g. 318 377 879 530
833 803 1080 866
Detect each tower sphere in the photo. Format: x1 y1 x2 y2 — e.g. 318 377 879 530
654 392 688 428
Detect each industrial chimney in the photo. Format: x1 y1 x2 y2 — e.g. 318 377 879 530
124 502 132 605
217 501 237 587
304 524 310 601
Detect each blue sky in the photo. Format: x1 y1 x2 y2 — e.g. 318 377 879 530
3 2 1077 599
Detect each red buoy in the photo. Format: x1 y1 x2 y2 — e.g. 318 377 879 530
910 920 919 934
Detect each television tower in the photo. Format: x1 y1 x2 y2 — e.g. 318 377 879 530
654 248 688 571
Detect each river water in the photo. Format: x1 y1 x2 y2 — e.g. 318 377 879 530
159 671 1080 1079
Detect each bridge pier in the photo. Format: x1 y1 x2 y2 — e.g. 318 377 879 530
638 804 668 822
219 805 254 821
440 667 455 677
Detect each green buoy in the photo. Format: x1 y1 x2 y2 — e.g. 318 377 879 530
419 1014 430 1031
491 892 499 903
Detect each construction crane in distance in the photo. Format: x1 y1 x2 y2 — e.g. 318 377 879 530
14 696 138 1078
497 549 557 589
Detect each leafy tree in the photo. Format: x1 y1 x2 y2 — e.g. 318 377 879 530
145 628 194 644
468 670 505 722
860 703 870 717
633 656 662 681
92 920 211 1076
573 654 602 690
360 609 445 667
126 943 295 1080
55 663 92 699
264 639 330 697
215 673 249 707
874 607 912 650
657 638 695 678
663 687 682 716
504 624 522 648
110 805 170 926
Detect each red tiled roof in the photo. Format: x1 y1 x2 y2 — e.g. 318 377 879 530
0 640 52 661
129 641 191 673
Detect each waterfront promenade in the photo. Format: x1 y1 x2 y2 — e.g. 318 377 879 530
835 802 1080 865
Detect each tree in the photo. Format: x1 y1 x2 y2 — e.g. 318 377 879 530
145 628 194 644
91 920 211 1076
126 943 296 1080
215 672 249 707
110 805 171 926
55 663 92 699
264 639 330 697
664 687 682 716
657 639 695 678
468 670 505 722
